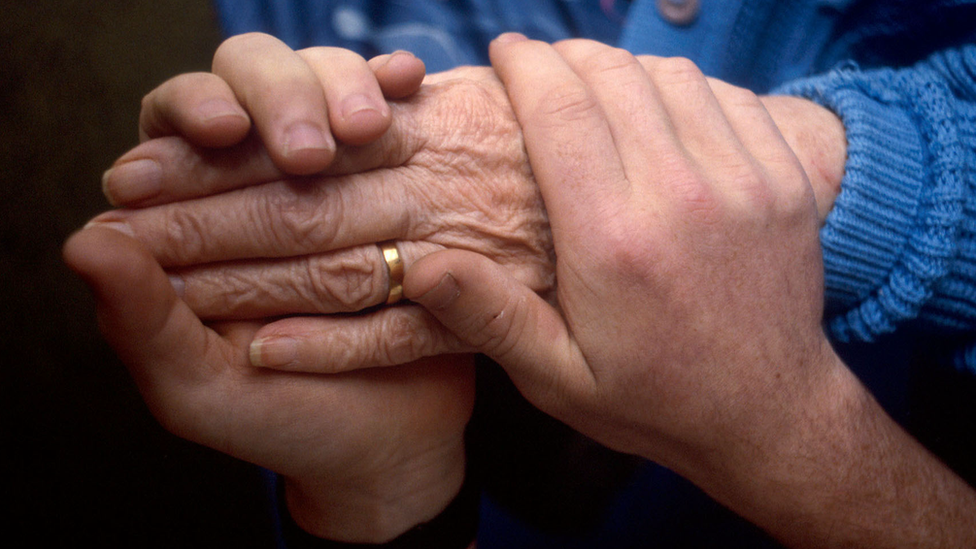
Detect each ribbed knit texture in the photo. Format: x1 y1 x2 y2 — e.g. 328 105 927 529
779 46 976 373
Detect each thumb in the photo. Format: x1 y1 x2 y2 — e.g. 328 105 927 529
403 249 593 412
62 224 231 405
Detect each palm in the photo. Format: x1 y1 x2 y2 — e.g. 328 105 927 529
157 319 474 482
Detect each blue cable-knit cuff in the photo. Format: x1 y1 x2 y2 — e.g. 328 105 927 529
775 64 967 344
777 69 927 340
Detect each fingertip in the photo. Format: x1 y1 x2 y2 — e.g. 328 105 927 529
370 51 426 99
140 72 252 148
492 32 530 46
63 224 179 344
64 223 158 299
213 34 338 175
101 158 162 207
402 250 467 308
296 47 396 147
194 97 248 124
408 271 461 312
63 222 134 282
62 225 96 277
249 336 298 370
64 222 218 384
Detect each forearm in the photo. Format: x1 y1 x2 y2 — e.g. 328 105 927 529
700 352 976 548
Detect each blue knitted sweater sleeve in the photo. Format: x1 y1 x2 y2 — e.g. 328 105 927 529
776 46 976 374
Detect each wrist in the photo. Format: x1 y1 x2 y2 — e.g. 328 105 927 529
695 344 976 548
704 347 868 514
284 439 468 543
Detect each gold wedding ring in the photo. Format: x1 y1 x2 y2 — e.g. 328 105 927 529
379 241 404 305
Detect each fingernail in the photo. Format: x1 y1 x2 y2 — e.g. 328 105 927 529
495 32 529 44
283 122 330 156
102 159 162 206
168 274 185 298
341 93 381 120
387 50 416 65
414 272 460 311
250 337 298 368
195 98 246 122
83 219 136 238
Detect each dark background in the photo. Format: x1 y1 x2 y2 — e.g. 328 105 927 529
3 2 275 546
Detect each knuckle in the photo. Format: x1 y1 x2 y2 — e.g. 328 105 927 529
774 172 818 222
715 81 763 111
468 294 529 359
304 247 382 312
375 312 433 366
158 207 208 264
593 218 660 281
656 56 706 84
298 45 366 66
540 84 601 124
657 156 725 222
728 164 777 215
558 39 639 73
587 46 643 77
257 184 338 252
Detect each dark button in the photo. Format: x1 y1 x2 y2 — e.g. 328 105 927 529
657 0 700 26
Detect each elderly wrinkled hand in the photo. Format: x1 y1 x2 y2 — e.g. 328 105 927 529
93 35 554 372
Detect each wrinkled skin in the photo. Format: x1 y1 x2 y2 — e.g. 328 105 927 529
93 66 554 370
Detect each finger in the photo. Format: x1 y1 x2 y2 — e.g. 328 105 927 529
169 234 549 321
248 306 470 373
101 99 422 208
297 47 392 146
367 51 427 99
404 249 593 415
706 78 813 205
170 241 444 319
212 33 335 175
706 78 792 163
488 34 628 236
102 135 281 208
89 172 411 267
139 72 251 147
635 56 745 173
61 224 243 434
552 41 679 186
